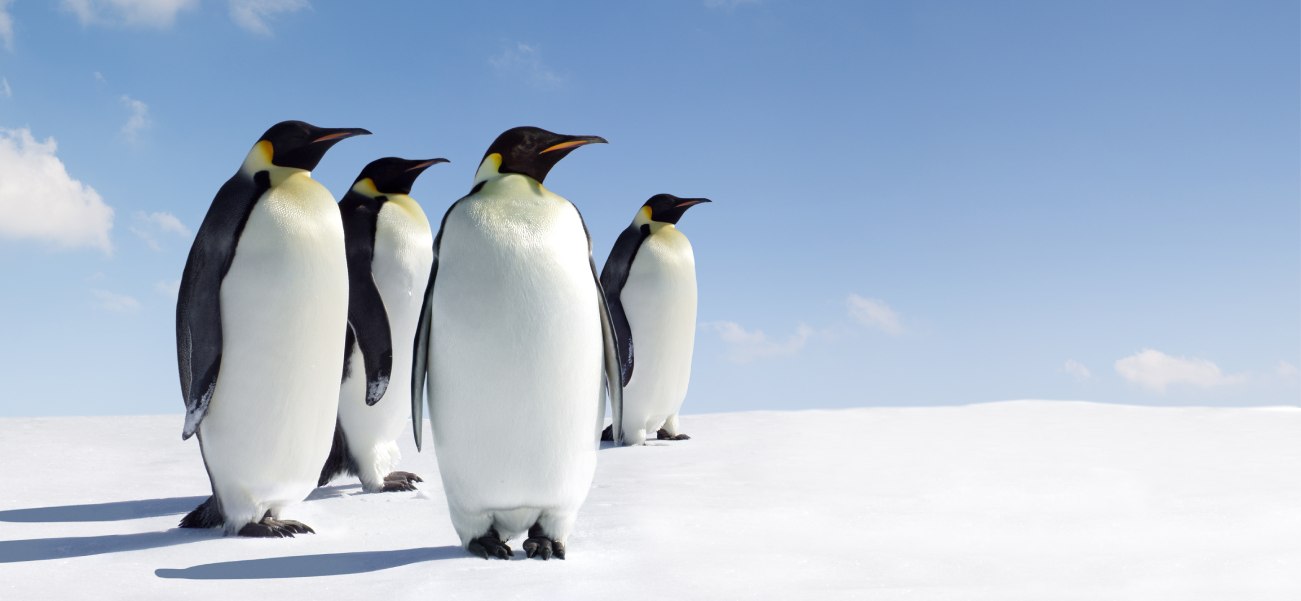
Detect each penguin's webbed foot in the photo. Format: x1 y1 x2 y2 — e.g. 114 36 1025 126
524 524 565 560
601 425 614 442
467 528 512 560
380 471 423 492
237 516 315 538
657 428 691 441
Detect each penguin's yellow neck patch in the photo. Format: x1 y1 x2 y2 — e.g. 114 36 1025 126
243 140 274 170
634 206 678 234
472 153 504 186
241 140 306 185
351 177 382 198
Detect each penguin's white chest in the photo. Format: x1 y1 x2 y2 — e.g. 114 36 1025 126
621 227 698 428
199 172 349 518
429 176 603 514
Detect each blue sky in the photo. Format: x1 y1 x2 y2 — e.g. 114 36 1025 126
0 0 1296 417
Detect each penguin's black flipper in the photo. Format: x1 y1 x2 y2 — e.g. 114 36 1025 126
577 208 626 445
410 265 432 451
176 171 269 440
339 196 393 406
598 223 647 387
593 274 626 446
411 199 461 450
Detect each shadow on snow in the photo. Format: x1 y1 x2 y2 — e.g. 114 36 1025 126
0 483 364 525
0 528 222 563
154 546 463 580
0 485 372 564
0 495 208 523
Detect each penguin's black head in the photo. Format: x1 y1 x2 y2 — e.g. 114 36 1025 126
480 126 607 184
644 194 712 224
354 157 450 195
258 120 371 172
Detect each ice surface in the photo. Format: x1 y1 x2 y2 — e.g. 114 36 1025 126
1 401 1298 600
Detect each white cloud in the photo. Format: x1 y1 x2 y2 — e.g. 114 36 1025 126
229 0 309 36
1063 359 1091 381
155 278 180 298
130 210 189 250
92 288 141 312
62 0 198 28
1 77 10 98
702 321 812 364
847 294 904 335
0 0 13 51
94 71 107 84
1114 349 1243 393
120 95 151 142
490 42 564 89
0 128 114 253
140 211 188 236
1278 360 1299 379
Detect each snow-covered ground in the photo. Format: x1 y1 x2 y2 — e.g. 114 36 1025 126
1 401 1298 600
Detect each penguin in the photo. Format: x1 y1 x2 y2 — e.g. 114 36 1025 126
175 120 377 537
599 194 711 445
410 126 624 560
318 156 447 493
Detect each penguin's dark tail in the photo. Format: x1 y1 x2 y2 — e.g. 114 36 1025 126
317 420 358 487
178 495 223 529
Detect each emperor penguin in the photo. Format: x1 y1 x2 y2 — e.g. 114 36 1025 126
318 156 447 493
599 194 711 445
410 126 624 560
175 120 377 537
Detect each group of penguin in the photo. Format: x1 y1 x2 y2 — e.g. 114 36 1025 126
172 120 711 560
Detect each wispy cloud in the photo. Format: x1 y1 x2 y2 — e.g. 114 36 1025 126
229 0 309 36
62 0 199 29
490 42 564 89
92 289 141 313
0 0 13 51
1 77 10 98
94 71 107 84
1063 359 1091 381
130 210 189 250
702 321 812 364
155 278 181 298
847 294 904 335
1114 348 1244 393
0 128 114 253
1277 360 1299 379
120 95 151 142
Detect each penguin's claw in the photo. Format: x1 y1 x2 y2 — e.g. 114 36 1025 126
523 537 556 560
378 471 422 492
237 517 313 538
524 524 565 560
656 429 690 441
381 479 418 492
467 530 512 560
384 471 423 484
270 519 315 534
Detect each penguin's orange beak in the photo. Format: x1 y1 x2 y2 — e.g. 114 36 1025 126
540 135 608 154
